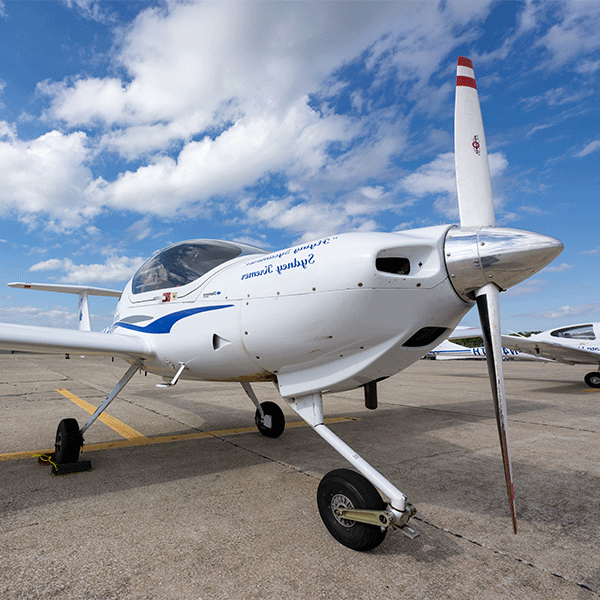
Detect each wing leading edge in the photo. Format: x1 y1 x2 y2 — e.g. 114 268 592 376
0 322 152 359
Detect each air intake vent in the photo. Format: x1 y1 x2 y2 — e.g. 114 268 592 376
403 327 447 347
376 257 410 275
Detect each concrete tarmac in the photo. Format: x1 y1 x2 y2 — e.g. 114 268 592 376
0 353 599 599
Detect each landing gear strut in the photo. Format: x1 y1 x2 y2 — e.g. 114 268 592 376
53 362 142 465
283 389 418 550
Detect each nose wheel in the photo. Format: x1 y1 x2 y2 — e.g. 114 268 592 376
254 401 285 438
317 468 387 551
584 372 600 388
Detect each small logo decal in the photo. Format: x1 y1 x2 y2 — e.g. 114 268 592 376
472 135 481 155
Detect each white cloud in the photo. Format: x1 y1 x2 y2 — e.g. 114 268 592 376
401 152 456 199
94 98 355 216
29 255 145 284
63 0 117 24
521 87 593 111
42 2 418 134
543 262 574 273
575 140 600 158
39 77 130 127
575 59 600 74
0 305 77 327
399 151 508 220
243 191 381 243
530 302 600 320
519 205 548 216
4 0 596 240
534 1 600 69
11 0 498 232
0 120 16 140
0 130 95 228
29 258 65 272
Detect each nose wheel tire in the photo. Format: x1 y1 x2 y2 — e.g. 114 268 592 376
584 372 600 388
254 401 285 438
54 418 82 464
317 468 387 551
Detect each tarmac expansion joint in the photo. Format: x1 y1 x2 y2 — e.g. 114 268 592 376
413 514 598 596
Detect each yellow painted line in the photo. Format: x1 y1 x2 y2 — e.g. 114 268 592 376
0 416 358 462
0 448 56 462
56 388 147 440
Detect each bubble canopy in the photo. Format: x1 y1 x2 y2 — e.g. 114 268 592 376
131 240 267 295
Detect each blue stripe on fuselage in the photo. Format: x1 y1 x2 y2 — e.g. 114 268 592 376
114 305 234 334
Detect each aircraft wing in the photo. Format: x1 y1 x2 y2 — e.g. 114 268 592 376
449 326 483 339
8 282 122 297
0 322 152 359
501 335 599 366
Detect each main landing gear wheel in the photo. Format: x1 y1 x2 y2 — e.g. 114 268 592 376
584 372 600 389
54 418 82 464
317 468 387 551
254 401 285 438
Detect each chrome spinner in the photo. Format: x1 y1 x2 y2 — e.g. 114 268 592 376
444 226 563 302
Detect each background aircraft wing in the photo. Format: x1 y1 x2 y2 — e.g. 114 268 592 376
449 326 483 339
0 322 152 359
501 335 599 365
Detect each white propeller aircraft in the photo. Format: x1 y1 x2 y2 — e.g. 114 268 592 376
426 339 524 360
0 58 563 551
502 324 600 388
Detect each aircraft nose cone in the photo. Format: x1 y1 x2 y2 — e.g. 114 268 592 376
444 227 563 302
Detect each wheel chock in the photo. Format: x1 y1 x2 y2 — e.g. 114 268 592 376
51 461 92 476
37 453 55 466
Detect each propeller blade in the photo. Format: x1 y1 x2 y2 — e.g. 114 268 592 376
455 56 495 228
454 57 519 533
476 283 517 534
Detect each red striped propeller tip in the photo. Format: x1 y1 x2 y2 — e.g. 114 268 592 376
458 56 473 69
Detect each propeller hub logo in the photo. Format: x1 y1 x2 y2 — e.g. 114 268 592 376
472 135 481 155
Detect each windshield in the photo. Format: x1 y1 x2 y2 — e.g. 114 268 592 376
132 240 266 294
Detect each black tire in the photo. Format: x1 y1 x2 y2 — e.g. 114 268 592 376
254 401 285 438
584 372 600 389
54 418 82 464
317 468 387 551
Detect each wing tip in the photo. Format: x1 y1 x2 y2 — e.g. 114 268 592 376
458 56 473 69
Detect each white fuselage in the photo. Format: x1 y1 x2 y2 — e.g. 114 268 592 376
429 339 523 360
531 323 600 363
111 226 472 398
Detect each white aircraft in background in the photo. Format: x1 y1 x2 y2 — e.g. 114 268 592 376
0 58 563 551
426 339 523 360
502 324 600 388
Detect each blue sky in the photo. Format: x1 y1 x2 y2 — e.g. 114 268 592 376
0 0 598 333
